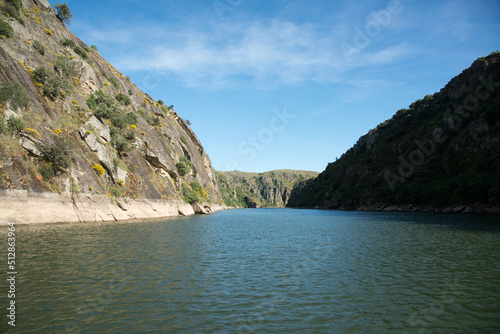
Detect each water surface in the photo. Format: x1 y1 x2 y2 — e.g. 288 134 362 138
1 209 499 333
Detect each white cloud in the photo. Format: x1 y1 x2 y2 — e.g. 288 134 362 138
81 13 412 89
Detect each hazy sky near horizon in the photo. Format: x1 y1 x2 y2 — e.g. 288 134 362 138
49 0 500 172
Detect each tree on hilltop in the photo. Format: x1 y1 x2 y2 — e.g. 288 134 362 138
55 3 72 25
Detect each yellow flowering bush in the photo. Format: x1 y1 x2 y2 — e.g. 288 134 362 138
92 163 105 176
24 128 41 139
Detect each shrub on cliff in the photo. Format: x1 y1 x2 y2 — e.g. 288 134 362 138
182 186 200 204
5 0 22 10
108 77 119 88
7 117 25 133
39 136 72 173
0 19 13 38
176 156 192 176
87 90 117 119
116 93 131 106
113 136 133 153
73 46 87 59
61 38 76 48
33 40 46 56
55 56 78 78
123 112 137 125
33 66 70 100
55 3 72 25
1 3 20 20
0 81 29 111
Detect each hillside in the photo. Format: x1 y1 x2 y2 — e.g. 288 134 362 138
287 52 500 213
0 0 224 223
216 170 318 208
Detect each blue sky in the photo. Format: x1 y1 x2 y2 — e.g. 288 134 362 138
50 0 500 173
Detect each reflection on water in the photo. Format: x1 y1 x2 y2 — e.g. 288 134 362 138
1 209 499 333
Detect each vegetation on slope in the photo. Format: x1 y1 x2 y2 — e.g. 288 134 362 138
0 0 222 205
217 170 319 208
288 52 500 211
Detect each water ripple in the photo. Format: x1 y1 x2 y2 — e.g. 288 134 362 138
1 210 499 333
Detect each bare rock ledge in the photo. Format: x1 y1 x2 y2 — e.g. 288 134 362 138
0 189 226 225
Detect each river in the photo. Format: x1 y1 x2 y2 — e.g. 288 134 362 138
1 209 499 333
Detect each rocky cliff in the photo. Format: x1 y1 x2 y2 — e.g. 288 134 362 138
287 52 500 213
216 170 318 208
0 0 223 223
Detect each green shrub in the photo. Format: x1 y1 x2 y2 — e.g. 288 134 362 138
91 45 98 51
87 90 117 119
137 109 146 120
182 186 200 204
1 4 20 19
176 156 192 176
128 89 133 96
61 38 76 48
7 117 25 133
33 66 52 85
38 164 54 182
181 135 188 145
43 75 69 100
84 46 91 53
5 0 22 10
85 94 96 110
0 19 13 38
190 181 202 192
55 56 77 78
0 118 5 134
124 130 135 140
123 112 137 125
108 77 119 88
137 109 160 127
73 46 88 59
158 100 164 105
114 136 133 153
110 186 123 197
32 40 46 56
39 136 72 172
55 3 72 25
0 81 29 111
116 93 131 105
33 66 69 99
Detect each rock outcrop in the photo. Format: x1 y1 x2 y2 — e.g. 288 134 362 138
0 0 224 223
216 170 318 208
287 52 500 212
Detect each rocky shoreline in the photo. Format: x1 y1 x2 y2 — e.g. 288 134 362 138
0 189 226 225
308 203 500 214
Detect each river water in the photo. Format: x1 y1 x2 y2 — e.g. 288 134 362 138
1 209 499 333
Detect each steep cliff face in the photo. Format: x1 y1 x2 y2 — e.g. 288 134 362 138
288 52 500 213
0 0 223 216
216 170 318 208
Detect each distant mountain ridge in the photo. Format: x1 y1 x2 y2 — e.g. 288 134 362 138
287 52 500 213
216 169 318 208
